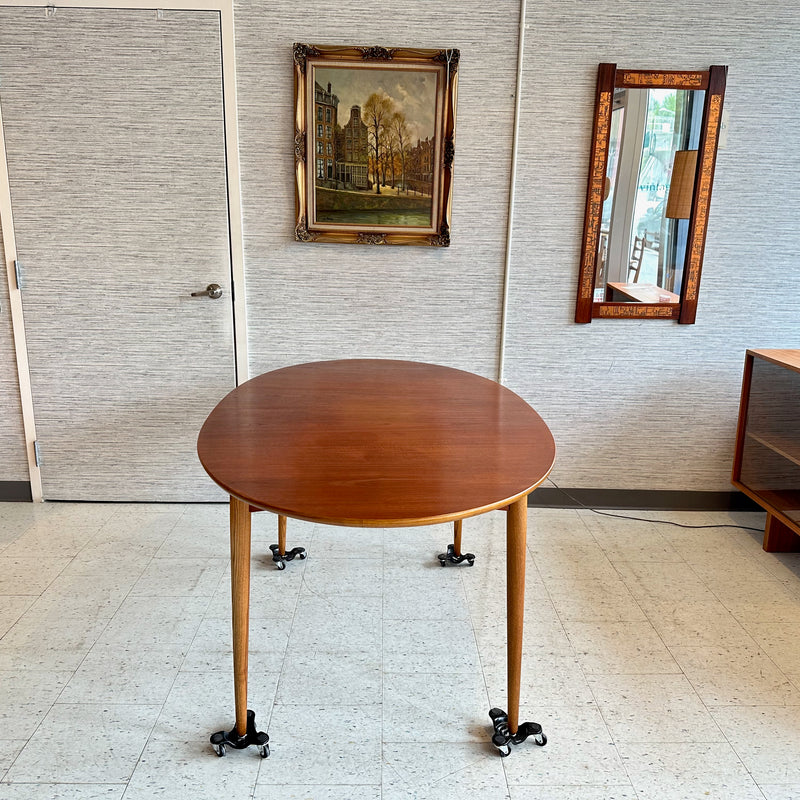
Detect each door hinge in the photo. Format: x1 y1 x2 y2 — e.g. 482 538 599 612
33 440 41 467
13 260 22 291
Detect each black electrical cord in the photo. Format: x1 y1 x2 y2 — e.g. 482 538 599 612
545 478 764 533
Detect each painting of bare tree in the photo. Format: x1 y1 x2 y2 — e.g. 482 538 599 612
294 44 459 246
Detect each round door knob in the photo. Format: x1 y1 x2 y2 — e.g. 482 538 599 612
191 283 223 299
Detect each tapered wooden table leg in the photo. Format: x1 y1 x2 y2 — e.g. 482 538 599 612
278 514 287 557
230 495 251 737
489 494 545 756
209 496 269 757
506 495 526 735
453 518 462 556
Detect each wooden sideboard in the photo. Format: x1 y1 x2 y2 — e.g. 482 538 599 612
732 349 800 551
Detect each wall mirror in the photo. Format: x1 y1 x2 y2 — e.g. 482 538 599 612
575 64 727 323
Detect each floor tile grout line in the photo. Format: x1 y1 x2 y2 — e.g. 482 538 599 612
667 556 800 692
56 504 188 687
119 506 236 798
86 505 204 795
93 507 216 800
256 515 315 779
119 521 232 797
0 507 42 557
2 515 148 777
2 504 800 796
707 707 780 800
531 510 660 799
458 524 512 797
597 522 729 755
0 505 184 786
582 509 791 797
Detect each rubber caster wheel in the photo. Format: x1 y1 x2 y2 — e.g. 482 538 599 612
534 733 547 746
259 743 270 758
213 742 226 757
275 560 286 571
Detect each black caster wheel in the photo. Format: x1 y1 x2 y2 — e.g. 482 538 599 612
269 544 306 569
437 543 476 566
210 709 269 758
489 707 546 756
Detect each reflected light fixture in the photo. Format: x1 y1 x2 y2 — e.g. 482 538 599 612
665 149 698 219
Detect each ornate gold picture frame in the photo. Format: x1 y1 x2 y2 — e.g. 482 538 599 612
293 43 458 246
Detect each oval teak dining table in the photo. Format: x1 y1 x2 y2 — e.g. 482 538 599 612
197 359 556 757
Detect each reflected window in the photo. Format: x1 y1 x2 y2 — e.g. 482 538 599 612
596 86 704 298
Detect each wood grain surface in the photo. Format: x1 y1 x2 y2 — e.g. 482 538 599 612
747 349 800 375
198 359 556 526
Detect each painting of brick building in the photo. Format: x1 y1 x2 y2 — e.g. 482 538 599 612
311 64 439 227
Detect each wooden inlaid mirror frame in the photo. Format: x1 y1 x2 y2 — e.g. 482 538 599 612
575 64 727 324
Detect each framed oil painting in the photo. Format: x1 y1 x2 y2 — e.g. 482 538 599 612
293 43 459 246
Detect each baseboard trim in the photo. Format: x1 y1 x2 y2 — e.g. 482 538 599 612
529 488 761 512
0 482 759 512
0 481 33 502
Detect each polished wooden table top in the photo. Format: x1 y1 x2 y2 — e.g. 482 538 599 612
198 359 556 527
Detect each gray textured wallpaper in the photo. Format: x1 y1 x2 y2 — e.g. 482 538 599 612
0 0 798 497
503 0 800 491
233 0 520 379
0 8 234 500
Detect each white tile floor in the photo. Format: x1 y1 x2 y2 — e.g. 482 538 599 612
0 502 799 799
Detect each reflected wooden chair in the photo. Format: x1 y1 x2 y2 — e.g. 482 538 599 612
627 234 649 282
596 230 609 287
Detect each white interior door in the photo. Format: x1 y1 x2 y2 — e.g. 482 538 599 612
0 7 236 501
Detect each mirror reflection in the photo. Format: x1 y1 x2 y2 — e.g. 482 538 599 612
596 86 705 304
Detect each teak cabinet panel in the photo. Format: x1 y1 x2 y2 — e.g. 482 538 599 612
732 349 800 552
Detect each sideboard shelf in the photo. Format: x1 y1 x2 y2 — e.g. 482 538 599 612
732 349 800 552
745 431 800 469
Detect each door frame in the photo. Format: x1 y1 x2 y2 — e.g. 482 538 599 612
0 0 248 501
